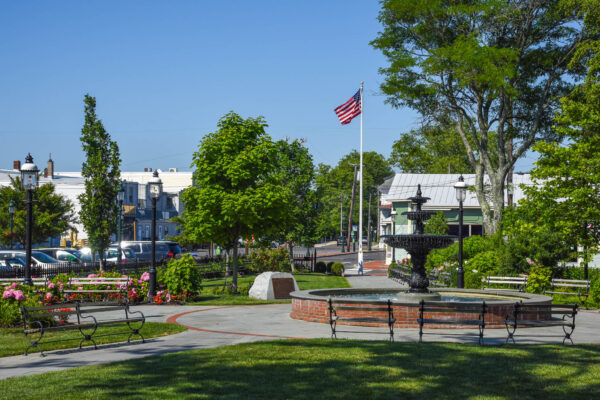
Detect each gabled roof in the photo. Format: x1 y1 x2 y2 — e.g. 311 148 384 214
381 173 533 208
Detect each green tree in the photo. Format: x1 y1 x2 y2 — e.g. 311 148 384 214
78 95 121 268
180 112 291 291
424 211 449 235
315 151 393 239
270 140 319 262
390 120 473 174
508 2 600 274
372 0 588 234
0 177 77 247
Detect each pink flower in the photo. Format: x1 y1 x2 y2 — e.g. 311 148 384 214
2 290 13 299
45 292 53 300
78 286 83 290
47 282 55 289
59 285 64 291
13 290 24 301
157 290 164 296
106 286 111 290
10 283 19 289
88 274 96 278
438 265 445 271
140 272 150 282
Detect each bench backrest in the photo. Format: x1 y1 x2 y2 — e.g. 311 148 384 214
21 304 79 324
1 278 47 286
550 279 590 289
78 301 128 315
511 302 577 316
419 300 486 314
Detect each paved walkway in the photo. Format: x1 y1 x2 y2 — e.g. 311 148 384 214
1 274 599 380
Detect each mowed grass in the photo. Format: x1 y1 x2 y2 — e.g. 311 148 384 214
0 322 186 357
189 273 350 305
1 340 599 399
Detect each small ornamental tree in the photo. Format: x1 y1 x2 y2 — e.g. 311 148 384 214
180 112 291 291
78 95 121 269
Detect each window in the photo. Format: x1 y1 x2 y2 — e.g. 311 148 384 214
128 187 133 203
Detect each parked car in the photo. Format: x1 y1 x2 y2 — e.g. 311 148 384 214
336 236 347 246
0 250 59 270
114 241 182 261
77 247 136 263
0 258 25 276
36 248 82 263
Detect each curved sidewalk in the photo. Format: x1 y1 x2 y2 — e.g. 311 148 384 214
1 281 599 380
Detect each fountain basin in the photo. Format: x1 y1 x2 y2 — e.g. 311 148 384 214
290 288 552 328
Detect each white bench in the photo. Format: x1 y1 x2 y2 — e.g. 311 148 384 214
543 279 590 305
482 276 527 292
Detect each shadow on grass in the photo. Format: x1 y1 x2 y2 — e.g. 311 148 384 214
2 340 600 399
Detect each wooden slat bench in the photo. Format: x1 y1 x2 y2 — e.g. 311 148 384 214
418 300 487 345
63 277 129 301
428 271 451 288
20 299 145 356
505 302 577 345
543 279 590 305
482 276 527 292
328 298 396 341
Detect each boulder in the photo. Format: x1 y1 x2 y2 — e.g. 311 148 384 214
248 271 299 300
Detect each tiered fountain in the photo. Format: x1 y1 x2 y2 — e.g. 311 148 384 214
382 185 454 299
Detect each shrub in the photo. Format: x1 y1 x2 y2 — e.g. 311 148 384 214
526 259 552 294
331 262 344 276
248 247 291 273
326 261 335 273
161 254 203 300
315 261 327 273
589 277 600 306
467 251 501 276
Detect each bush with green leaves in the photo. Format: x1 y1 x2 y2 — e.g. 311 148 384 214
314 261 327 273
425 235 489 271
526 259 552 294
331 262 344 276
326 261 335 273
248 247 291 273
161 254 203 300
424 211 449 235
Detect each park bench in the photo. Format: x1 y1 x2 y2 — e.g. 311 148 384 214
543 279 590 305
62 277 130 301
328 298 396 341
388 266 411 284
482 276 527 292
505 302 577 345
20 299 145 356
418 300 487 345
428 270 451 288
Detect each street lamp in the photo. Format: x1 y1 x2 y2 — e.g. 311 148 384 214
20 154 39 286
390 208 397 263
454 175 468 289
117 181 125 264
148 170 162 301
8 200 15 249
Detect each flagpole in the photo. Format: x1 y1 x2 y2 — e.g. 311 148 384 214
358 82 364 274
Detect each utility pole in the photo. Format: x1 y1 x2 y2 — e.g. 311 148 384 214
367 191 372 251
346 163 359 252
339 193 344 237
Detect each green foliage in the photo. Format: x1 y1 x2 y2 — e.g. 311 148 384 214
424 211 449 235
590 278 600 306
162 255 203 299
389 119 473 174
247 247 292 273
464 269 485 290
371 0 588 234
425 235 488 271
526 261 552 295
78 94 121 262
0 177 77 247
180 112 291 290
314 261 327 273
330 262 344 276
314 151 393 239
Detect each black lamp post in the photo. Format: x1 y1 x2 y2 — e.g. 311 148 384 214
117 181 125 264
390 208 397 263
454 175 468 289
20 154 39 286
148 170 162 301
8 200 15 249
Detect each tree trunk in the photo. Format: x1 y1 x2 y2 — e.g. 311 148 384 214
288 243 295 273
231 246 239 292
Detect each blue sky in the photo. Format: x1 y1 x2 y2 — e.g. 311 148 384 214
0 1 536 173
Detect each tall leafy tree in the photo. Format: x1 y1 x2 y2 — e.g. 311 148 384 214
0 177 77 247
180 112 290 291
372 0 589 234
508 1 600 274
315 151 393 239
270 140 318 261
79 95 121 267
389 119 474 174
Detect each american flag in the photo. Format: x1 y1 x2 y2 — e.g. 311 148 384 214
334 89 361 125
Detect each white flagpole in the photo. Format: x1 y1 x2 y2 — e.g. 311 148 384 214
358 82 364 274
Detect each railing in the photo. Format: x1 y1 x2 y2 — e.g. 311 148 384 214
292 249 317 272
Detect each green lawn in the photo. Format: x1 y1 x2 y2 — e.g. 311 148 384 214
188 272 350 306
0 322 186 358
1 340 599 399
